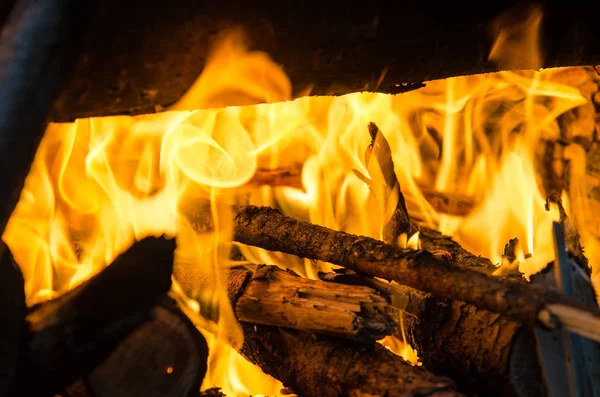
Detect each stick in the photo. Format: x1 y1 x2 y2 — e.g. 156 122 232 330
232 205 600 337
0 0 93 234
240 323 464 397
227 264 395 342
24 236 178 396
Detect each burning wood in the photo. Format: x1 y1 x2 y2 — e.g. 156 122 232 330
240 324 463 397
3 2 600 394
20 237 207 396
232 205 600 339
227 264 395 342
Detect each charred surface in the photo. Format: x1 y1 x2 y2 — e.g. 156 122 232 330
233 205 586 326
48 1 600 121
240 324 463 397
227 264 395 342
24 237 176 396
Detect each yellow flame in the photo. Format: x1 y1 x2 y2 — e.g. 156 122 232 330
5 16 600 397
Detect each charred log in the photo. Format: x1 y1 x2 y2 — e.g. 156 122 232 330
232 205 592 327
318 228 525 397
60 299 208 397
227 264 395 343
23 236 179 396
48 1 600 121
240 324 463 397
407 228 525 396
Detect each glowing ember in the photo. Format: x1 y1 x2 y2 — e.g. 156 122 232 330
4 7 600 397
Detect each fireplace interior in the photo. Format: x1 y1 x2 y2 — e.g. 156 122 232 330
1 1 600 397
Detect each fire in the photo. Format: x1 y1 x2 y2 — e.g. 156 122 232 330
5 10 600 397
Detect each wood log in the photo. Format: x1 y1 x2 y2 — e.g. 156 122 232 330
0 245 25 397
227 264 395 343
60 298 208 397
321 227 527 397
339 121 528 396
23 236 180 396
240 323 463 397
48 1 600 121
232 205 597 330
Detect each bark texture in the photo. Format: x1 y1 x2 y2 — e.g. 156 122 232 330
409 227 523 396
240 324 464 397
228 264 395 342
233 205 586 326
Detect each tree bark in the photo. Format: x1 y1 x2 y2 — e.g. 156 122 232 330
240 323 464 397
406 227 524 396
227 264 395 343
23 236 180 396
233 205 590 327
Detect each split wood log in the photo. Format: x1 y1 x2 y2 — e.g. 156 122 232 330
239 323 464 397
0 246 25 397
232 205 599 334
23 236 182 396
60 298 208 397
226 264 395 342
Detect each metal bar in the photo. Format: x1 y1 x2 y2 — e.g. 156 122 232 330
0 0 95 235
552 221 586 397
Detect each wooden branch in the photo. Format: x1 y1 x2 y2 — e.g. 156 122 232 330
240 323 464 397
249 165 476 217
23 236 179 396
61 298 208 397
322 227 529 397
227 264 395 342
232 205 598 330
248 165 303 189
0 245 25 397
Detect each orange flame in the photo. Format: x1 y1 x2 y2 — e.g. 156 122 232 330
5 12 600 396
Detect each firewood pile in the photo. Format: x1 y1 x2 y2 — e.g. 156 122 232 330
1 120 598 397
1 1 600 396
